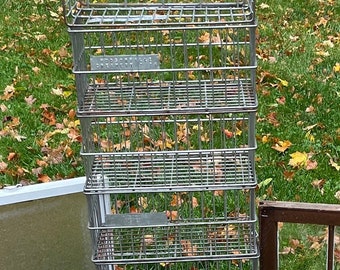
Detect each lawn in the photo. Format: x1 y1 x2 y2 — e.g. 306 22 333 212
0 0 339 269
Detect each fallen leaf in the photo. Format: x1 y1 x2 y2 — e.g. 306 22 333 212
276 96 286 105
213 190 224 196
278 78 289 87
306 159 318 170
180 240 197 256
223 129 233 138
1 85 15 100
288 151 308 168
24 95 37 106
326 153 340 171
305 105 315 113
32 66 41 74
142 234 154 247
311 179 326 189
165 210 178 221
170 194 183 207
259 3 270 9
271 140 292 152
7 152 17 161
0 104 8 112
257 178 273 189
283 171 295 181
138 197 148 209
192 197 199 208
335 191 340 201
38 174 51 183
0 161 8 172
333 63 340 73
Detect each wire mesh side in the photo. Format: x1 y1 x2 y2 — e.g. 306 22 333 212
80 112 256 153
71 26 256 72
86 190 258 264
70 24 257 114
87 189 256 227
90 223 258 264
63 0 255 28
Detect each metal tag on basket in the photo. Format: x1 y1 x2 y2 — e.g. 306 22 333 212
90 54 160 71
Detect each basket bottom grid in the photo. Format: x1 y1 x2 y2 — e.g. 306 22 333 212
84 150 256 192
92 222 258 264
78 80 257 115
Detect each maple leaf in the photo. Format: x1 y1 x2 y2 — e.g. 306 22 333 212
288 151 308 168
272 140 292 153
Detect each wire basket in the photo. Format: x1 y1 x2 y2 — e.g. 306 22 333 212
63 0 255 28
69 15 257 115
86 189 258 264
80 112 256 192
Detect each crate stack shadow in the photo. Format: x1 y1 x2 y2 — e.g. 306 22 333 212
63 0 258 269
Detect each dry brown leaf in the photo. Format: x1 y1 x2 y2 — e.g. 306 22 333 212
142 234 154 247
311 179 326 189
0 161 8 172
180 240 197 256
271 140 292 153
7 152 17 161
38 174 51 183
192 196 199 208
170 194 183 207
326 153 340 171
165 210 178 221
214 190 224 197
306 159 318 170
138 197 148 209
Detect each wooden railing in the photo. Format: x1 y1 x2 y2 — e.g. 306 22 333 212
259 201 340 270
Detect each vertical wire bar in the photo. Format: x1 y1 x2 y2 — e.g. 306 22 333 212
327 225 335 270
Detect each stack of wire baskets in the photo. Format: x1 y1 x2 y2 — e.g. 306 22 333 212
63 0 259 269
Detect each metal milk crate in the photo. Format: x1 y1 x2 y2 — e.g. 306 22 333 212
63 0 258 269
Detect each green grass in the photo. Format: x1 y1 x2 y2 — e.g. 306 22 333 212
0 0 340 269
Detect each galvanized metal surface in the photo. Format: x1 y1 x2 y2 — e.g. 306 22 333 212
64 0 258 269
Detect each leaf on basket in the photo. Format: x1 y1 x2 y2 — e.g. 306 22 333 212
191 196 199 208
170 194 183 207
142 234 155 247
180 240 198 256
213 190 224 197
130 206 141 214
165 210 178 221
138 197 148 209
